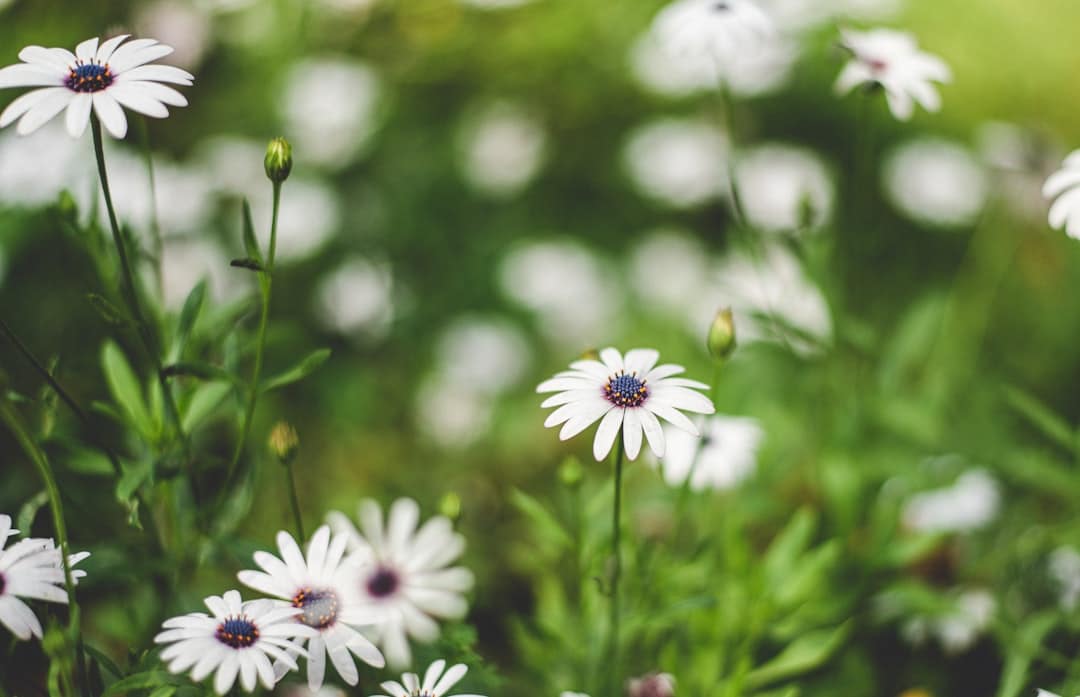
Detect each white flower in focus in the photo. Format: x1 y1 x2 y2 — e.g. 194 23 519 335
155 590 317 694
326 499 474 669
0 515 89 641
315 257 394 341
629 230 711 317
1049 547 1080 612
0 35 192 138
498 240 619 347
458 102 546 197
538 348 715 461
652 0 775 77
134 2 212 69
1043 150 1080 239
657 415 763 491
373 659 483 697
237 527 385 690
282 58 380 169
834 27 949 121
735 144 833 232
901 469 1000 534
623 118 729 209
883 137 988 228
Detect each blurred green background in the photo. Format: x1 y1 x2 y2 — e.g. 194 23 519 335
2 0 1080 695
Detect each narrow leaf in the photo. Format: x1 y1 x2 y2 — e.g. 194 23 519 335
101 341 153 438
261 349 332 393
241 199 263 263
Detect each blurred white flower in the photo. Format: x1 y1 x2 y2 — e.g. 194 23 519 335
901 469 1000 534
0 35 193 138
315 257 394 341
160 236 250 309
657 415 763 491
651 0 775 78
691 244 832 354
458 102 546 197
281 58 380 170
629 230 711 316
623 118 729 209
630 24 795 98
97 147 215 238
326 499 474 669
834 27 950 121
735 143 833 232
197 135 265 195
498 240 619 347
756 0 900 32
265 177 341 262
372 659 483 697
415 375 494 449
434 316 531 395
134 2 212 69
560 693 591 697
1049 546 1080 612
883 138 988 228
316 0 377 12
538 347 716 461
628 673 676 697
0 122 89 207
901 589 994 654
1043 149 1080 239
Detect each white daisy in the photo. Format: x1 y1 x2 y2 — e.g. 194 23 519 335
1044 150 1080 239
834 27 950 121
0 35 192 138
652 0 775 76
237 526 386 690
154 590 318 694
326 498 474 669
657 415 764 491
537 348 716 461
372 659 484 697
0 514 90 641
901 469 1000 534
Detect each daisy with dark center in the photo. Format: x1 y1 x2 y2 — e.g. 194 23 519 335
651 0 774 79
0 34 192 138
326 498 475 669
0 514 90 641
373 659 485 697
154 590 317 694
237 526 385 690
537 347 715 461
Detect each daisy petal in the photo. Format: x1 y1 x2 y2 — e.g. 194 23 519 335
92 92 128 138
64 93 92 137
0 63 64 88
107 82 169 118
16 89 74 135
593 407 624 461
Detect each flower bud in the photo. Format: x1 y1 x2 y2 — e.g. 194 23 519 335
706 307 736 362
268 421 299 464
579 347 600 361
264 137 293 183
558 457 584 488
628 672 675 697
439 491 462 521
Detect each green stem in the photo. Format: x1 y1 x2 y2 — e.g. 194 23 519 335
225 182 282 490
284 459 305 541
0 400 88 697
605 438 626 693
135 117 164 296
90 117 196 499
714 84 746 228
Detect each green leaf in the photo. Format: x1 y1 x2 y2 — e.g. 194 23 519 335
182 381 231 432
63 446 115 477
241 199 263 264
764 508 817 584
261 349 331 393
995 611 1058 697
101 341 153 438
1003 385 1076 454
744 622 852 690
116 460 152 506
102 671 184 697
84 644 123 679
510 488 572 551
162 361 241 387
175 280 206 351
87 293 129 327
16 490 48 531
230 258 264 271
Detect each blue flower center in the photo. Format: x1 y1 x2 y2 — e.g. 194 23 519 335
366 566 400 598
65 62 113 93
605 372 649 407
215 616 259 649
292 587 339 629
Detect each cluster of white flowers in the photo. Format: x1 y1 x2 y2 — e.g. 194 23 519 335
150 499 477 694
0 514 89 641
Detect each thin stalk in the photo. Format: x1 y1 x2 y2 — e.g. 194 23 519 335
284 459 305 541
0 400 88 697
225 182 282 490
135 117 164 295
715 84 747 228
90 117 196 499
605 438 626 694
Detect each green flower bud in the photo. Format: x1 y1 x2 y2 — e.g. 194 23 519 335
264 137 293 183
268 421 299 464
558 457 584 487
707 307 736 362
439 492 461 521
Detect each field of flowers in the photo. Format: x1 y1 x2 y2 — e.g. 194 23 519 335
2 0 1080 696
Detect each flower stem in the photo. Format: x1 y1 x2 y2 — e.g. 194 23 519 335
715 84 746 228
225 181 282 490
0 399 88 697
284 459 305 541
90 116 196 499
606 438 626 693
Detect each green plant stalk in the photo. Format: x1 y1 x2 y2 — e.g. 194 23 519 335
0 400 88 697
135 117 164 295
605 438 626 694
284 458 305 541
225 181 282 489
90 116 196 497
714 84 747 228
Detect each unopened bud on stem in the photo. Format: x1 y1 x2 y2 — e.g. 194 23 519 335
264 137 293 183
268 421 299 464
707 307 736 362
